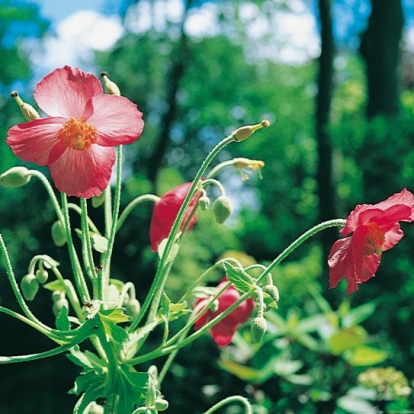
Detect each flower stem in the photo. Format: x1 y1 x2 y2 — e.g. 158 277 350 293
203 396 252 414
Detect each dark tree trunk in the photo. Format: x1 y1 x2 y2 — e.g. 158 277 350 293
146 0 193 192
315 0 337 279
360 0 404 118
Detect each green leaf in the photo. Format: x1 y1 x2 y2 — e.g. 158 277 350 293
219 358 275 384
55 304 70 331
346 346 388 366
223 262 253 294
328 326 368 355
262 290 278 309
43 279 65 292
67 347 106 370
342 301 378 328
98 309 130 344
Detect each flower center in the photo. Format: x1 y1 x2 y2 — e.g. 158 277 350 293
362 222 385 256
57 118 98 150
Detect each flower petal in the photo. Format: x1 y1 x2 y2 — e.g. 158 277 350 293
34 66 103 118
86 94 144 146
211 321 238 347
48 145 115 198
374 188 414 218
6 117 66 165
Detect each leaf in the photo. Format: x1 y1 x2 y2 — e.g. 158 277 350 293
346 346 388 366
328 326 368 355
223 262 253 294
337 395 376 413
98 309 130 344
67 348 106 370
262 290 278 310
273 359 303 376
342 301 378 328
55 304 70 331
43 279 65 292
219 358 275 384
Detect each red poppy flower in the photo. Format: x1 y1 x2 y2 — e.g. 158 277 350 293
149 182 201 252
328 189 414 294
6 66 144 198
194 278 254 347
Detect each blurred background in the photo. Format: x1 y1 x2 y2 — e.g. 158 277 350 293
1 0 414 412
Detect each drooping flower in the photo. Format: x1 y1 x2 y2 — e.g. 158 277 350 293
6 66 144 198
149 182 201 252
194 278 254 347
328 189 414 294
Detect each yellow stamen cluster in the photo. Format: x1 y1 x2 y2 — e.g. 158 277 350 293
57 118 98 150
362 222 385 256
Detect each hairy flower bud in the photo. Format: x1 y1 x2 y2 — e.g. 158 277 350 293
51 220 67 247
0 166 31 188
125 298 141 318
213 196 233 224
100 71 121 96
232 120 270 142
53 296 69 317
263 284 280 303
251 316 267 343
21 274 39 301
35 268 49 284
87 401 104 414
198 195 210 211
10 91 40 121
155 398 169 412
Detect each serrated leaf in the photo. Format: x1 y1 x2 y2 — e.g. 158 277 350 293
99 308 130 324
67 348 106 370
98 309 130 344
223 262 253 294
346 346 388 366
43 279 65 292
56 304 70 331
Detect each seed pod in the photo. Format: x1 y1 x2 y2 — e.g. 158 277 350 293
213 195 233 224
0 166 31 188
251 316 267 343
21 274 39 301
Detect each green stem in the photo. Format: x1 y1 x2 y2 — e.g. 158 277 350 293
204 396 252 414
68 202 101 234
129 135 236 332
61 194 90 303
206 159 238 179
101 146 123 304
116 194 160 232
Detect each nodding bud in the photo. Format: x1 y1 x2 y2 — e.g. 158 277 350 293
0 166 32 188
125 298 141 318
21 274 39 301
198 195 210 211
100 71 121 96
263 284 280 303
213 195 233 224
53 296 69 317
232 119 270 142
10 91 40 121
251 316 267 343
87 402 104 414
155 398 169 412
35 269 49 284
51 220 67 247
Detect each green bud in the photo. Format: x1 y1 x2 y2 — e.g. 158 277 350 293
212 195 233 224
51 220 67 247
35 269 49 284
53 297 69 317
155 398 169 412
0 167 31 188
10 91 40 121
125 298 141 318
87 401 104 414
263 284 279 303
251 316 267 343
100 71 121 96
21 274 39 301
198 195 210 211
52 290 64 302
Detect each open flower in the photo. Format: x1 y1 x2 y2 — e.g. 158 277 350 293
194 278 254 346
328 189 414 294
149 182 201 252
7 66 144 198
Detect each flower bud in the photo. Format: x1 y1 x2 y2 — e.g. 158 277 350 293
100 71 121 96
35 268 49 284
251 316 267 343
53 296 69 317
198 195 210 211
263 284 279 303
51 220 67 247
10 91 40 121
21 274 39 301
232 120 270 142
87 401 104 414
213 196 233 224
125 298 141 318
52 290 64 301
155 398 169 412
0 166 32 188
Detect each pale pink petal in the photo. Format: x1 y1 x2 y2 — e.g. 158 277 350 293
85 94 144 146
6 117 66 165
48 145 115 198
34 66 103 118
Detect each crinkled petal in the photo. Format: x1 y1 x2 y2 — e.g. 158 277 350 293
48 145 115 198
85 94 144 146
34 66 103 118
329 237 357 292
211 320 239 347
374 188 414 218
6 117 66 165
382 222 404 251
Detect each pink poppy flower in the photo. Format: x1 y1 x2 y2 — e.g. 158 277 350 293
195 278 254 347
6 66 144 198
328 189 414 294
149 182 201 252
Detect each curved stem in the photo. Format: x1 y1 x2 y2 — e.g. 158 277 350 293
129 135 236 332
68 202 101 234
116 194 160 233
204 396 252 414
